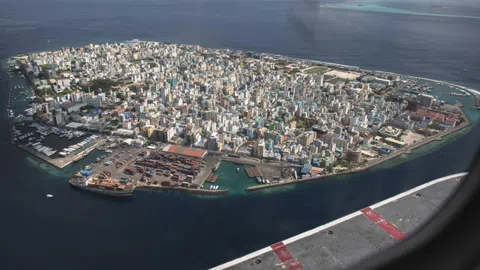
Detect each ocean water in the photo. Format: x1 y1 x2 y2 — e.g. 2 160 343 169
325 2 480 19
1 0 480 269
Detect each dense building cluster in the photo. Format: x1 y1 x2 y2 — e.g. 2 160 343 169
13 41 465 174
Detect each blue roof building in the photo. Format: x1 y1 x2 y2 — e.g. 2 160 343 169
301 164 312 174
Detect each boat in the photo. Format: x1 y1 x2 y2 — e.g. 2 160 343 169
69 176 134 197
46 194 53 198
72 151 89 162
236 168 240 173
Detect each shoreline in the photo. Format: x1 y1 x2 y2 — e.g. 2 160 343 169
136 184 228 195
3 41 479 195
3 39 479 94
18 143 100 169
246 112 471 191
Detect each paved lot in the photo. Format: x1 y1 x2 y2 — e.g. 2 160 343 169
87 146 211 189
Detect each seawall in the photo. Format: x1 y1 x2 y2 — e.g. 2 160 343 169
247 111 472 192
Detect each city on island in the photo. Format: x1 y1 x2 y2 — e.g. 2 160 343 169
4 40 474 196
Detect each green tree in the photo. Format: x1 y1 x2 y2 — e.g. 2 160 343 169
88 78 119 92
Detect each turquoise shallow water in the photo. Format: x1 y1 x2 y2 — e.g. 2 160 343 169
205 161 257 195
1 1 479 269
325 2 480 20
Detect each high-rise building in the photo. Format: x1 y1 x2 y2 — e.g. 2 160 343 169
205 137 219 151
299 131 317 147
255 139 266 158
166 127 175 141
347 149 362 163
186 131 196 146
153 127 171 142
53 110 68 127
418 94 434 108
203 110 217 121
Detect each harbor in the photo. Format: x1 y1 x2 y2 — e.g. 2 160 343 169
69 145 231 196
19 139 103 169
3 43 478 197
13 121 104 169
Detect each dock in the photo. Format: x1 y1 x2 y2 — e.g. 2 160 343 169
244 167 262 178
19 142 100 169
77 146 228 196
205 174 219 183
213 161 221 171
137 184 228 195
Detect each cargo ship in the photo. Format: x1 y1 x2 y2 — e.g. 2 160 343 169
69 175 134 197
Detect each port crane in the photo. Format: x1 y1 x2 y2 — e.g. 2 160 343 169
103 171 112 182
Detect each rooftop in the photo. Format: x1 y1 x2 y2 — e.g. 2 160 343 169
163 144 208 159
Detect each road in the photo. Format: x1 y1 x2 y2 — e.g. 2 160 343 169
247 110 471 191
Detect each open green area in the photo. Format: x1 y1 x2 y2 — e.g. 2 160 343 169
296 118 318 129
85 78 120 93
304 66 329 74
325 75 348 84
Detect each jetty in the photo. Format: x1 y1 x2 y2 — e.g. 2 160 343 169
19 143 99 169
205 174 219 183
244 167 262 178
136 184 228 195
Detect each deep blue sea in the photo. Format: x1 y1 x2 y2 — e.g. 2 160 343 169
0 0 479 269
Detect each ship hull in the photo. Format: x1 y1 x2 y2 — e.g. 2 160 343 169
69 182 133 197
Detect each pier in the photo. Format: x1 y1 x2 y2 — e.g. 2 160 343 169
137 184 228 195
213 161 221 171
244 167 262 178
205 174 219 183
77 146 229 196
18 139 103 169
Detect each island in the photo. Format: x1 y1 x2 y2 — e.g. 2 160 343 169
3 40 477 196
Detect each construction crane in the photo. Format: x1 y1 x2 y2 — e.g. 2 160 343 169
103 171 113 183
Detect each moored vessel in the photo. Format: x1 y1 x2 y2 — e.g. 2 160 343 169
69 174 134 197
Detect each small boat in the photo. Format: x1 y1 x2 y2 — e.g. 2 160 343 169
46 194 53 198
464 69 468 72
236 168 240 173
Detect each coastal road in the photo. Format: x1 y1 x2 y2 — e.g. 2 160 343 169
367 121 469 168
247 118 471 191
